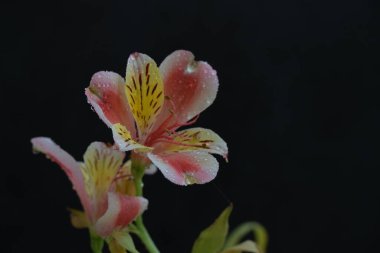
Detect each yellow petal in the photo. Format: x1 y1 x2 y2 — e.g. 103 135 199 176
112 123 152 152
80 142 125 219
156 127 228 159
115 160 136 196
125 53 164 139
67 208 89 229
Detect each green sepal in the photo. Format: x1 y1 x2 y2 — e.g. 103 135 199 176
191 205 233 253
113 230 139 253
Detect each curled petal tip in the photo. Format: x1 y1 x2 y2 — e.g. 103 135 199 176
145 163 158 175
131 52 140 58
184 173 199 185
224 154 229 163
185 60 198 74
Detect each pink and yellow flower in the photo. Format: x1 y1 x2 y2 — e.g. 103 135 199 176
86 50 228 185
31 137 147 238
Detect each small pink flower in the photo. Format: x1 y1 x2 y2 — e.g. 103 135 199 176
86 50 228 185
31 137 148 237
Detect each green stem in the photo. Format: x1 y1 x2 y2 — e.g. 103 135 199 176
90 230 104 253
135 217 160 253
132 159 160 253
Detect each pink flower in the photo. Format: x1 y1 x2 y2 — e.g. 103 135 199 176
86 50 228 185
31 137 148 238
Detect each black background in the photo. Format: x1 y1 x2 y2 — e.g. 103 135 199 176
2 0 379 252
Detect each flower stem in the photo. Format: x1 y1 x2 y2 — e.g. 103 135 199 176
135 217 160 253
132 159 160 253
89 230 104 253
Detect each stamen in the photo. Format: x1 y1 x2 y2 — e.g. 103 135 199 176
113 174 133 182
166 114 200 133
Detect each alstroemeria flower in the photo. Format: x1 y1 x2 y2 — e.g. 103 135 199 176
31 137 148 238
86 50 228 185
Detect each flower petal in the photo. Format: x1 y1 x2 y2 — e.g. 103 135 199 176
112 230 139 253
95 192 148 237
125 53 164 139
86 71 136 138
154 127 228 159
147 151 219 185
68 208 89 229
108 238 126 253
80 142 125 220
31 137 91 215
155 50 219 130
112 123 152 152
115 160 136 196
145 163 158 175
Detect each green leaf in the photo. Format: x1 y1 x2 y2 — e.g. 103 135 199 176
191 205 233 253
220 240 259 253
224 222 268 253
90 230 104 253
113 230 139 253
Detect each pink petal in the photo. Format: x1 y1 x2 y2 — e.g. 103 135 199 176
153 50 219 132
31 137 91 215
95 192 148 237
147 151 219 185
85 71 136 138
